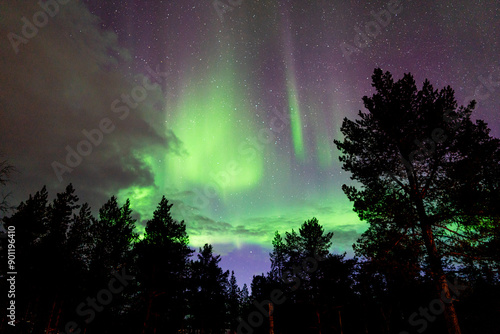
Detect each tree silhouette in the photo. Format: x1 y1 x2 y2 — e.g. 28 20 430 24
226 270 241 332
42 184 80 332
67 202 95 274
281 218 333 299
1 180 498 332
269 231 286 280
86 196 138 333
188 243 229 333
2 186 49 332
0 159 15 216
335 68 500 334
134 196 193 334
263 218 337 333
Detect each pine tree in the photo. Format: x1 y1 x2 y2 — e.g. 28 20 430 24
227 271 241 332
134 196 193 333
335 68 500 334
269 231 286 280
2 186 49 332
0 159 15 216
87 196 138 333
188 244 229 333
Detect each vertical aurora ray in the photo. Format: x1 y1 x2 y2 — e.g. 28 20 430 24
282 10 305 162
286 72 305 162
314 120 335 169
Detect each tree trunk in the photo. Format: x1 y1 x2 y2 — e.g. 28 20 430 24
54 301 63 330
316 308 321 334
338 309 343 334
409 179 462 334
420 221 461 334
269 302 274 334
380 306 391 334
142 293 153 334
45 297 57 333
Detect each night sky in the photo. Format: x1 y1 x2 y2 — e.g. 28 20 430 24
1 0 499 288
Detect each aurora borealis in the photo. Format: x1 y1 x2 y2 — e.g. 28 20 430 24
1 0 499 288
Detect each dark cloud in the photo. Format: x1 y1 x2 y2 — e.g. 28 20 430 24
0 1 179 214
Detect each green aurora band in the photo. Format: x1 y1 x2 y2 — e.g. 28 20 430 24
113 14 364 254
